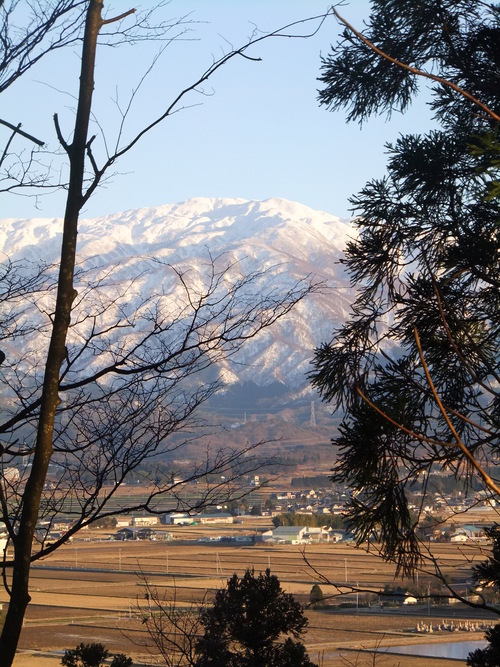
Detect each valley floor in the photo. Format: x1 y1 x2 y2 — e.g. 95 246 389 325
2 530 496 666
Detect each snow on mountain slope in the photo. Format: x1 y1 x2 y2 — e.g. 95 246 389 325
0 197 355 393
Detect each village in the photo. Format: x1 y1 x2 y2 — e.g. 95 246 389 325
17 468 493 549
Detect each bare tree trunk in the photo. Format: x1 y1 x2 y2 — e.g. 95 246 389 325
0 3 103 664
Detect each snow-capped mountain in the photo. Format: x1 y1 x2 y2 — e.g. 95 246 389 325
0 197 354 398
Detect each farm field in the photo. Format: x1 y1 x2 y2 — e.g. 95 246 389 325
2 527 497 667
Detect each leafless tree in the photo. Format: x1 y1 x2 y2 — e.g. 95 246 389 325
0 1 185 196
0 2 333 664
2 252 314 553
137 576 204 667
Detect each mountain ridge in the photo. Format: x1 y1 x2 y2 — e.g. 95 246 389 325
0 197 354 403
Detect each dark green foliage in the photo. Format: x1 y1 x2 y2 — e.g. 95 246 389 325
61 643 109 667
92 516 117 529
314 2 500 662
309 584 324 606
312 0 500 577
467 625 500 666
273 639 317 667
109 656 132 667
61 643 132 667
319 0 500 127
272 513 345 529
194 569 317 667
472 525 500 594
290 475 331 488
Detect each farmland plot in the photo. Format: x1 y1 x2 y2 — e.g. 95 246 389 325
1 536 494 667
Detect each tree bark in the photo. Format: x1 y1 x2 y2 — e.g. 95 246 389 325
0 3 103 664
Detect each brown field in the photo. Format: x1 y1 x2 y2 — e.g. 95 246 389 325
3 524 497 667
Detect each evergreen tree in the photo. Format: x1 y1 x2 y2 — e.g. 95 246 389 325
312 0 500 571
194 569 317 667
309 584 324 607
311 0 500 660
61 643 132 667
471 526 500 595
467 625 500 667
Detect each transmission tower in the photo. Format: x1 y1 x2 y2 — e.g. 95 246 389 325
310 401 316 428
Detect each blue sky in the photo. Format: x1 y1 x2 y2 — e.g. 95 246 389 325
2 1 435 221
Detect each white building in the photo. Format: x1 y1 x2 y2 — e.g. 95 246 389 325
132 515 159 526
3 467 20 483
197 514 233 525
161 513 195 525
262 526 309 544
0 522 8 555
116 516 132 527
450 533 468 543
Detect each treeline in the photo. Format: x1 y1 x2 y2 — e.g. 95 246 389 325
290 475 331 488
272 513 345 529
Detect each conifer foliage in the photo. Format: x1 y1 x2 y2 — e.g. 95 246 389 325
313 7 500 660
61 643 132 667
194 569 317 667
312 0 500 581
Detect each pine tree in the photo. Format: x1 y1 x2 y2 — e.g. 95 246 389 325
311 0 500 659
313 0 500 571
